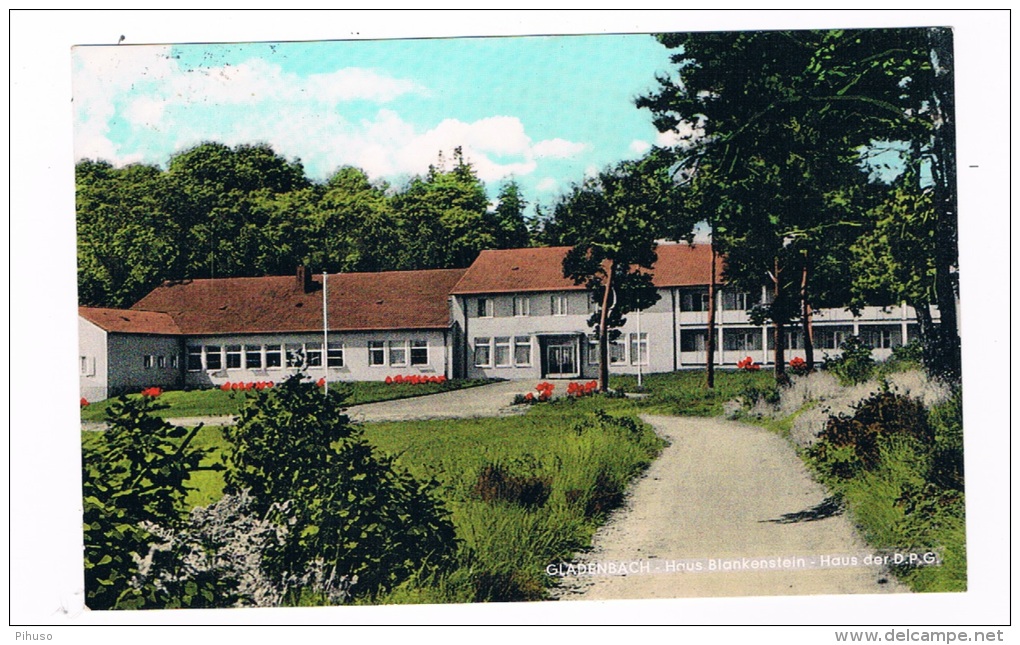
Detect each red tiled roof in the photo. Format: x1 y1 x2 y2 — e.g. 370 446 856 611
451 246 585 295
79 307 182 335
129 268 466 335
450 244 724 295
650 243 725 287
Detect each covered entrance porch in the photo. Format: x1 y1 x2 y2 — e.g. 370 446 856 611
537 333 585 379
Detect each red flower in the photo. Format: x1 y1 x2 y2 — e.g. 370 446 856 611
80 397 89 408
221 383 231 391
140 387 162 398
385 376 393 385
524 392 534 402
316 377 326 387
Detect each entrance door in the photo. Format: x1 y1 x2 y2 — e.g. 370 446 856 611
545 340 578 378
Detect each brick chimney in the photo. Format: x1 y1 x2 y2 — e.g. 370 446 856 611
296 266 314 293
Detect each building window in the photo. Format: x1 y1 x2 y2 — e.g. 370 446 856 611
157 355 167 368
143 355 154 369
629 333 649 366
305 342 322 367
767 330 803 350
514 336 532 366
265 344 283 368
80 356 96 376
610 339 627 365
368 341 385 366
723 329 762 351
187 347 202 371
389 340 408 367
327 342 345 368
722 291 751 311
170 355 179 369
244 345 262 369
410 340 428 366
681 290 710 312
474 337 492 367
206 346 222 370
477 298 493 318
225 345 242 369
512 296 530 317
552 294 568 316
494 337 512 367
588 335 600 365
283 344 301 367
816 327 851 350
861 327 897 349
587 293 599 314
680 330 707 352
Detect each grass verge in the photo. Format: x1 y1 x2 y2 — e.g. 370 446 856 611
80 378 493 421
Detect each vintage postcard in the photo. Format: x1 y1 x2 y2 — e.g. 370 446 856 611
11 11 1001 632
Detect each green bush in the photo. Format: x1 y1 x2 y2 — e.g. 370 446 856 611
82 395 213 609
823 335 876 385
224 374 458 602
809 391 931 478
928 390 964 491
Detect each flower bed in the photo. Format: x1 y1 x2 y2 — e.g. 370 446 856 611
220 381 275 392
384 374 448 385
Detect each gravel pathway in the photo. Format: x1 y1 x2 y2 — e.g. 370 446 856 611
553 415 908 600
82 380 545 430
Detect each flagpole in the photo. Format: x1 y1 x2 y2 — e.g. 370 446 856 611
323 270 328 395
637 307 643 388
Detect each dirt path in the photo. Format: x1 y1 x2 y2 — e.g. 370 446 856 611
554 415 908 600
82 381 543 430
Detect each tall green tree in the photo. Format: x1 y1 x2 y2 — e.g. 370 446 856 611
76 160 180 307
162 142 311 280
314 166 402 273
551 155 688 391
637 28 960 381
391 147 495 269
491 179 531 249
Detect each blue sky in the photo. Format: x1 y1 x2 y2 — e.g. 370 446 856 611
72 34 682 210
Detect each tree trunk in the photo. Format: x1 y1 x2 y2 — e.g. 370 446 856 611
773 257 787 381
706 243 717 389
800 254 815 371
598 266 614 393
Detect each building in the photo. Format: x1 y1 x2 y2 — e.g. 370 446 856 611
79 267 465 401
79 244 936 400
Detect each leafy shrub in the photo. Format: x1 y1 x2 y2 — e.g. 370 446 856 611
127 491 359 608
472 459 552 509
223 374 458 602
82 395 212 609
809 391 931 478
823 335 876 385
740 381 781 409
890 339 925 364
928 390 964 491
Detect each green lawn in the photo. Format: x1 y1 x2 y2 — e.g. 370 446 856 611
80 378 493 421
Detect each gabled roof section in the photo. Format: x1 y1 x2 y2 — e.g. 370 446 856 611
451 246 586 295
79 307 182 335
450 244 724 295
131 268 466 335
650 243 725 287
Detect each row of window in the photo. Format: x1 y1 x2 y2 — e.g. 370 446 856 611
144 354 180 369
474 336 532 368
475 294 573 318
471 334 650 369
185 340 432 372
678 326 907 352
590 333 649 367
679 290 756 312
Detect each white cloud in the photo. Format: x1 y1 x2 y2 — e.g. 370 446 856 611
71 47 590 187
532 138 589 159
629 139 652 155
536 177 559 193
